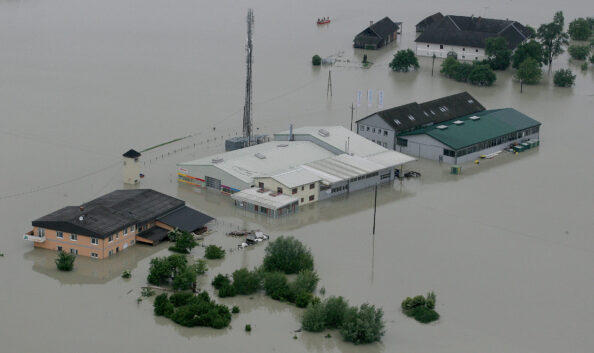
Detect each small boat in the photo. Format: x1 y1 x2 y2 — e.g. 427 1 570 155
139 173 145 178
317 18 331 25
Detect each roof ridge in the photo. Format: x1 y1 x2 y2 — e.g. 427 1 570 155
447 15 461 31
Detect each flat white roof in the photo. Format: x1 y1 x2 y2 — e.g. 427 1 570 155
257 167 321 188
231 188 298 210
178 141 335 183
366 150 417 167
274 126 387 157
303 154 385 183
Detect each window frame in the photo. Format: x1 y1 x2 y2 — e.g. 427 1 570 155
70 233 78 241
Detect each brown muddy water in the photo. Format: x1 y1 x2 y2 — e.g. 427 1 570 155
1 0 593 352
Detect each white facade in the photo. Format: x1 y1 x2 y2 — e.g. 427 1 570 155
415 42 485 61
123 156 140 185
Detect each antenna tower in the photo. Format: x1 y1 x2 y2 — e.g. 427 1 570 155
242 8 255 146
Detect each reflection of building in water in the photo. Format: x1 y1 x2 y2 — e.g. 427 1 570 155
23 189 213 259
177 126 415 217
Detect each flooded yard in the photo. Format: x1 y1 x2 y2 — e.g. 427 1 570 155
0 0 593 352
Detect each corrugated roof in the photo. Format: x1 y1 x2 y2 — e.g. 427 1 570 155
262 168 321 188
401 108 541 150
232 188 298 210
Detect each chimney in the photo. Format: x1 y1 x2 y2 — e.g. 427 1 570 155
79 206 84 212
289 124 294 141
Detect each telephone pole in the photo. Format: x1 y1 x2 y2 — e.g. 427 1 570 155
327 70 332 97
350 103 355 131
372 184 378 235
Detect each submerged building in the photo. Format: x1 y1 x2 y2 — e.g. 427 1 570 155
177 126 415 217
353 17 401 50
24 189 213 259
356 92 541 164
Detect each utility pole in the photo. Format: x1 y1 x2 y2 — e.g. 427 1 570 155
327 70 332 97
372 184 378 235
520 79 523 94
242 9 254 147
432 53 436 76
350 103 355 131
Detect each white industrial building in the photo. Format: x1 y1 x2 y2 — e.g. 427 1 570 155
414 15 532 61
177 126 415 217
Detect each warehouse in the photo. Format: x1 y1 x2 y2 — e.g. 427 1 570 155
178 126 415 216
396 108 541 164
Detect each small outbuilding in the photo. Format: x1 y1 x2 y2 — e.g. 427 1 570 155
354 17 401 50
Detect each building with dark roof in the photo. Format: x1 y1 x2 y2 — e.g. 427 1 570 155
414 14 532 61
354 17 401 50
123 149 142 185
356 93 541 164
24 189 214 258
416 12 444 33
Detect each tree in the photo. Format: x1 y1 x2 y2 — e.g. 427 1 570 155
524 25 537 39
362 54 368 64
568 45 591 60
340 304 385 344
302 303 326 332
263 272 292 301
537 11 570 72
590 54 594 64
172 267 197 290
312 55 321 66
204 245 225 259
485 36 512 70
468 64 497 86
154 293 174 317
512 40 544 69
553 69 576 87
55 251 76 271
262 236 314 274
389 49 420 72
232 268 261 295
291 269 319 294
323 296 350 329
147 254 204 288
515 58 543 92
168 229 197 253
568 18 592 41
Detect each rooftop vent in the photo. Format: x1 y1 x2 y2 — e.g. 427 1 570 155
469 116 480 121
467 99 474 103
423 111 429 117
318 129 330 137
430 110 435 115
436 125 448 130
78 215 84 221
453 120 464 125
79 206 84 212
254 153 266 159
211 158 224 164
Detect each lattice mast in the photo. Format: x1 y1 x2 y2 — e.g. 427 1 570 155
242 8 254 146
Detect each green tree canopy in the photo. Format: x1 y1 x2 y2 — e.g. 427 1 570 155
204 245 225 259
312 55 321 66
340 304 385 344
568 18 592 41
537 11 570 71
262 236 314 274
388 49 420 72
568 45 591 60
515 58 543 84
168 229 197 253
468 64 497 86
512 40 544 69
485 36 512 70
553 69 576 87
55 251 76 271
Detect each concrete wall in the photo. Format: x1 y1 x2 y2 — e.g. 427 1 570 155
123 156 140 185
356 115 396 149
416 42 485 61
253 177 319 205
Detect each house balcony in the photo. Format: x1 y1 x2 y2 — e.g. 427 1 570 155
23 230 46 243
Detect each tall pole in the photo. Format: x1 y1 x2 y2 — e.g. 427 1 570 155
432 53 436 76
243 9 254 146
327 70 332 97
372 183 378 235
520 79 523 94
350 103 355 131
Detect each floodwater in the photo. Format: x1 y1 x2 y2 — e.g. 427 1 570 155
1 0 593 352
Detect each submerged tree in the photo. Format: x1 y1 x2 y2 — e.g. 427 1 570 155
568 18 592 41
537 11 570 72
55 251 76 271
512 40 544 69
515 58 543 92
553 69 576 87
568 45 591 60
485 36 512 70
388 49 420 72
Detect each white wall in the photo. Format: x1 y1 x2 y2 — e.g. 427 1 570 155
416 42 485 61
356 114 396 149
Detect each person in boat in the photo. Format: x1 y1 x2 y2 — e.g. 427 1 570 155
318 18 320 22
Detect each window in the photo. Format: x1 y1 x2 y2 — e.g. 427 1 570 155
383 142 387 147
91 237 98 245
309 195 315 201
70 248 78 255
91 253 98 259
108 235 113 243
475 49 479 52
56 231 63 239
57 246 62 252
116 233 119 239
292 188 297 194
396 138 408 147
70 233 77 241
124 227 128 235
426 44 429 48
301 186 304 191
130 224 135 232
462 48 465 51
366 126 370 131
258 182 264 188
301 198 304 203
277 187 283 194
372 128 375 133
407 114 415 121
462 56 465 59
109 250 113 257
443 149 456 157
383 131 388 136
38 228 45 237
440 44 443 49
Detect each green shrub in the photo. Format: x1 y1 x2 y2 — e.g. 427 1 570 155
441 57 496 86
232 305 240 314
302 303 326 332
141 287 155 297
154 294 175 317
401 292 439 323
245 324 252 332
169 292 195 307
191 259 208 275
172 267 197 290
218 282 237 298
232 268 261 295
263 236 314 274
167 293 231 329
568 45 591 60
204 245 225 259
323 296 349 329
582 62 588 71
568 18 592 41
295 291 314 308
147 255 187 285
553 69 576 87
292 269 319 294
468 63 496 86
263 272 292 301
121 270 131 278
389 49 420 72
212 274 231 289
340 304 385 344
55 251 76 271
403 305 440 323
312 55 321 66
426 291 436 309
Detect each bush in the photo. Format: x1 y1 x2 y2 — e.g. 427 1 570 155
169 229 197 254
191 259 208 275
121 270 131 278
141 287 155 297
169 292 194 307
401 292 439 324
568 45 590 60
212 274 231 289
295 291 314 308
553 69 576 87
467 63 497 86
403 305 440 323
232 305 240 314
232 268 262 295
172 267 197 290
302 303 326 332
263 272 292 301
147 254 204 289
389 49 420 72
312 55 321 66
218 282 237 298
323 296 349 329
162 292 232 329
568 18 592 41
263 236 314 274
340 304 385 344
440 57 496 86
245 324 252 332
154 293 175 317
292 269 319 294
591 54 594 64
204 245 225 259
55 251 76 271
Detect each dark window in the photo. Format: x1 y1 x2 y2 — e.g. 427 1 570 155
258 182 264 188
426 44 429 48
396 138 408 147
301 186 304 191
301 198 304 203
57 246 62 252
309 183 315 189
462 48 465 51
475 49 478 52
309 195 315 201
277 187 283 194
383 131 388 136
443 149 455 157
440 44 443 49
292 188 297 194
